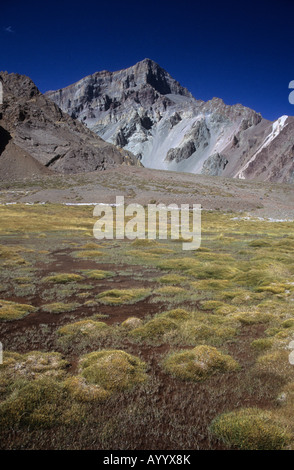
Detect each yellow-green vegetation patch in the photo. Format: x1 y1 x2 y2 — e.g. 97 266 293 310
158 274 189 285
80 242 104 250
121 317 143 329
57 320 110 341
41 302 79 314
214 304 238 316
277 381 294 431
272 330 292 340
148 247 173 255
192 279 232 291
250 338 274 352
79 350 148 393
210 407 290 450
183 323 237 344
161 308 191 320
64 376 110 402
249 239 271 247
200 300 225 310
230 290 265 305
274 238 294 251
14 276 32 284
74 250 104 259
0 244 23 259
255 283 288 294
220 290 246 301
195 252 235 262
0 351 68 391
157 257 202 273
0 204 95 235
163 345 239 382
155 286 186 296
199 300 237 316
257 298 291 312
234 311 274 325
0 377 86 430
128 250 160 260
265 327 283 337
0 244 28 266
282 319 294 329
42 273 84 284
129 317 178 342
84 300 99 308
254 350 294 379
188 262 239 281
0 300 36 321
130 308 238 346
157 258 238 282
77 292 91 299
235 268 283 288
131 239 158 247
96 288 151 305
82 269 115 280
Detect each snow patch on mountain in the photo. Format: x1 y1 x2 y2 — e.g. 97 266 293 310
236 115 289 179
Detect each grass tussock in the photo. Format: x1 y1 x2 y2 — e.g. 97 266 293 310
0 300 36 321
64 376 110 402
234 311 274 325
163 345 239 382
161 308 191 321
82 269 115 280
0 378 86 430
158 274 189 285
0 351 68 390
74 250 104 259
41 302 79 314
79 350 148 393
254 350 294 379
250 338 274 352
57 320 111 344
131 239 158 247
129 317 178 342
155 286 186 296
121 317 143 329
210 407 291 450
96 288 151 305
42 273 84 284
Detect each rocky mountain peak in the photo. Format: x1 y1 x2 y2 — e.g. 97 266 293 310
126 58 192 97
46 60 294 183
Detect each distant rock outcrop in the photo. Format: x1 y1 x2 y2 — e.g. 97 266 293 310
201 153 228 177
0 72 139 179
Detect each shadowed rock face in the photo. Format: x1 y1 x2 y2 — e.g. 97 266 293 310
0 125 12 155
47 59 294 183
0 72 140 177
201 153 228 177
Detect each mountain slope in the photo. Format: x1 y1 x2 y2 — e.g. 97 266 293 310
0 72 139 178
46 59 294 183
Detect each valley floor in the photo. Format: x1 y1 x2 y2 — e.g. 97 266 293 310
0 166 294 220
0 203 294 449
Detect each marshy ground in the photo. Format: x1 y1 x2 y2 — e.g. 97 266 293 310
0 201 294 450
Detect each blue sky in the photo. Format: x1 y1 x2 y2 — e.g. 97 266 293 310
1 0 294 121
